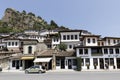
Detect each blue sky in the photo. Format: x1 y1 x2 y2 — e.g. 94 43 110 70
0 0 120 37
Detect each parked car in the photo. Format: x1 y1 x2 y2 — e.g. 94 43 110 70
25 65 46 74
0 67 2 72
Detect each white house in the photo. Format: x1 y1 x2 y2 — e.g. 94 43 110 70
59 30 81 51
74 36 120 70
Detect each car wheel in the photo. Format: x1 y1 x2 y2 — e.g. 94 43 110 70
25 70 28 74
38 70 41 74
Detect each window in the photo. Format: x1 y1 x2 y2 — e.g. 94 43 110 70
113 40 116 44
93 58 98 66
72 59 77 66
8 42 11 46
75 35 78 39
81 59 84 66
63 35 66 40
110 58 114 66
93 38 95 43
105 58 109 65
87 38 90 43
12 42 14 46
104 48 108 54
98 42 100 46
79 49 83 54
54 39 56 42
108 39 110 45
15 42 18 46
91 48 102 56
109 48 113 54
115 48 119 54
91 48 102 54
84 49 88 54
56 59 60 66
69 45 72 49
85 58 90 66
71 35 73 40
47 45 51 48
28 46 32 54
117 40 119 43
67 35 70 40
12 60 15 67
56 39 59 42
102 42 104 46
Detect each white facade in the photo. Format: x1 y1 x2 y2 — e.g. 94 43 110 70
83 37 98 46
39 30 58 36
52 38 60 49
6 40 20 48
60 32 80 42
60 31 81 51
75 46 120 70
24 30 39 35
23 45 36 54
104 38 120 46
27 35 46 42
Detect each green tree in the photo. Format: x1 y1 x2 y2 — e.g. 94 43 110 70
58 43 67 51
76 57 82 71
28 12 35 16
37 16 42 19
50 20 58 28
22 10 26 15
0 26 13 33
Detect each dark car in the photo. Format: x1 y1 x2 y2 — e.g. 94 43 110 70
25 65 46 74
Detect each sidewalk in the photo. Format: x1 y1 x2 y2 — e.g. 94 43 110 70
2 69 120 73
2 69 24 72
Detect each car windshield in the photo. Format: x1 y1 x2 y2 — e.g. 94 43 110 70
30 65 39 69
34 66 39 68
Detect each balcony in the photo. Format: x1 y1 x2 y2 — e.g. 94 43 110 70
91 53 103 56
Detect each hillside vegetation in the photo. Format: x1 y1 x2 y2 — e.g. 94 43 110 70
0 8 69 33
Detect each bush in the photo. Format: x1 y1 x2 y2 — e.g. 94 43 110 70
58 43 67 51
76 57 82 71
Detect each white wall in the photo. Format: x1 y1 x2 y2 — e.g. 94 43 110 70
60 32 80 42
7 40 20 48
84 37 98 46
23 45 36 54
52 38 60 49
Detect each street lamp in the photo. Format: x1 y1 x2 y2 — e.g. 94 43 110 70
52 47 57 70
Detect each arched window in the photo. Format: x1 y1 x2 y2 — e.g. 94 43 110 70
28 46 32 54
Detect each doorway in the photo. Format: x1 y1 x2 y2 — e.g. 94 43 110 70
25 60 34 69
16 60 19 69
99 58 104 69
117 58 120 69
68 59 72 69
61 59 65 69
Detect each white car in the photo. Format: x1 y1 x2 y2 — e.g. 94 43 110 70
25 65 46 74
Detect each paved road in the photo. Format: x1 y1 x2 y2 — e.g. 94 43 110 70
0 71 120 80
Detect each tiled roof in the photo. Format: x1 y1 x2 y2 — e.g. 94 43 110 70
114 43 120 46
82 35 101 38
103 37 120 39
37 49 75 57
59 30 82 33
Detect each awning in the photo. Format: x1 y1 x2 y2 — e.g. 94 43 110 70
21 57 34 60
33 58 52 63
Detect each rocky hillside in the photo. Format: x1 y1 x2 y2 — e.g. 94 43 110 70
0 8 69 33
